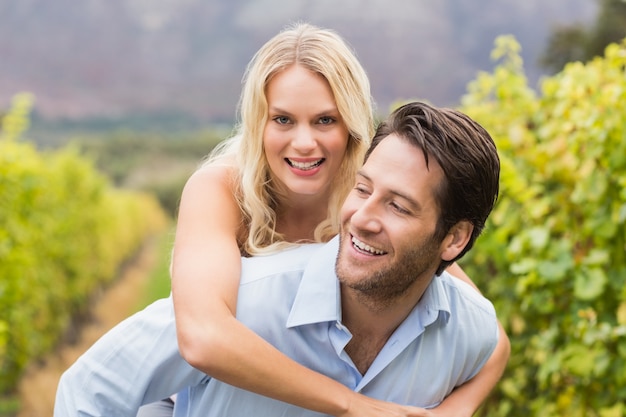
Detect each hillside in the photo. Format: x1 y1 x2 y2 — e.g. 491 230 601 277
0 0 596 128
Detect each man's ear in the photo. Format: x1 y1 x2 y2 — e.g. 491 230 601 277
440 221 473 261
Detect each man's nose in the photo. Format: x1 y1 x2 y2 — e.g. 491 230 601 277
350 198 383 234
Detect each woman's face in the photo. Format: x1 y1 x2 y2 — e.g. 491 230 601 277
263 64 349 201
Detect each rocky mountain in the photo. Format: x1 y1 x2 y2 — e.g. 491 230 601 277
0 0 596 127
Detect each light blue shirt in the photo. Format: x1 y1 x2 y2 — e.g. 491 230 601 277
55 237 498 417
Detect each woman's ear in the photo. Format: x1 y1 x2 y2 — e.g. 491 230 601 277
440 221 473 261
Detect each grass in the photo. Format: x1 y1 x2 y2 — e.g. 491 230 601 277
135 226 176 311
0 395 20 416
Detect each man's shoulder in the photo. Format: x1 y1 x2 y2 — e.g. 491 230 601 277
437 271 496 318
240 243 326 284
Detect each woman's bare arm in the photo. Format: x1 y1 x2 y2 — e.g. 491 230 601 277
171 166 432 417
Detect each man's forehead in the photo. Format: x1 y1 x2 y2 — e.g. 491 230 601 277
361 134 443 201
365 134 434 173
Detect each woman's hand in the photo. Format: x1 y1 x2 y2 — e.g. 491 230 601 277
339 392 436 417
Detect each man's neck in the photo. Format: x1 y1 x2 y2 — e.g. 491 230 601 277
340 277 432 375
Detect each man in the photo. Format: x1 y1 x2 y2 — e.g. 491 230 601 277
54 101 502 416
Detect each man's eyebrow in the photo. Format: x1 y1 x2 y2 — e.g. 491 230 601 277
355 168 370 180
356 169 422 212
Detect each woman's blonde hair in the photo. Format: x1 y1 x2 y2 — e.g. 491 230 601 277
205 22 374 255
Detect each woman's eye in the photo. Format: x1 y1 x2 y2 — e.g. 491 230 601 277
274 116 290 125
354 186 369 196
318 116 334 125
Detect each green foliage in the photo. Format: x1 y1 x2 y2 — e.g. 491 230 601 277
0 93 34 142
73 131 214 184
72 130 225 217
0 96 168 394
142 176 188 219
460 37 626 416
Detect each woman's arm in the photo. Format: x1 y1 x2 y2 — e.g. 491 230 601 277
434 263 511 417
171 166 430 417
446 263 479 291
55 297 207 416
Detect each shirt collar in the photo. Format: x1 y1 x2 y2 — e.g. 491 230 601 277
286 235 452 329
286 236 341 328
409 272 452 329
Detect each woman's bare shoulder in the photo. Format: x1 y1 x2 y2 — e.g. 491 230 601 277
177 158 245 241
185 159 239 194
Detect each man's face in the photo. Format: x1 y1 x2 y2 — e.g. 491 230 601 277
336 134 447 302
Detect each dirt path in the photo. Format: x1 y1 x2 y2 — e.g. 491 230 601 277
16 239 160 417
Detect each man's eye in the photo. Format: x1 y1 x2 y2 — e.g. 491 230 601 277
391 202 410 215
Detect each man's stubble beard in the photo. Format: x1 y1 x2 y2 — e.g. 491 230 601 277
335 233 442 311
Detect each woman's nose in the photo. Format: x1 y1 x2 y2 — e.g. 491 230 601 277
291 126 316 153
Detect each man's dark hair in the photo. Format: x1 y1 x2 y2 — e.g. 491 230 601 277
365 101 500 274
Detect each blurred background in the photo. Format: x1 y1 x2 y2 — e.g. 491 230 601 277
2 0 626 416
0 0 597 133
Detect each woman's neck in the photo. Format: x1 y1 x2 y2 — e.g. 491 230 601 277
275 196 329 243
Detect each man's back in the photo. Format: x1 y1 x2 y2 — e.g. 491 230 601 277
177 237 498 416
55 239 498 416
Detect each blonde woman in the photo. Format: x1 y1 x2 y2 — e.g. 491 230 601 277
158 22 509 416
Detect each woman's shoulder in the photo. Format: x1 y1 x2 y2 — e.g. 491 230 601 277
179 157 246 240
187 158 239 191
179 160 241 215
